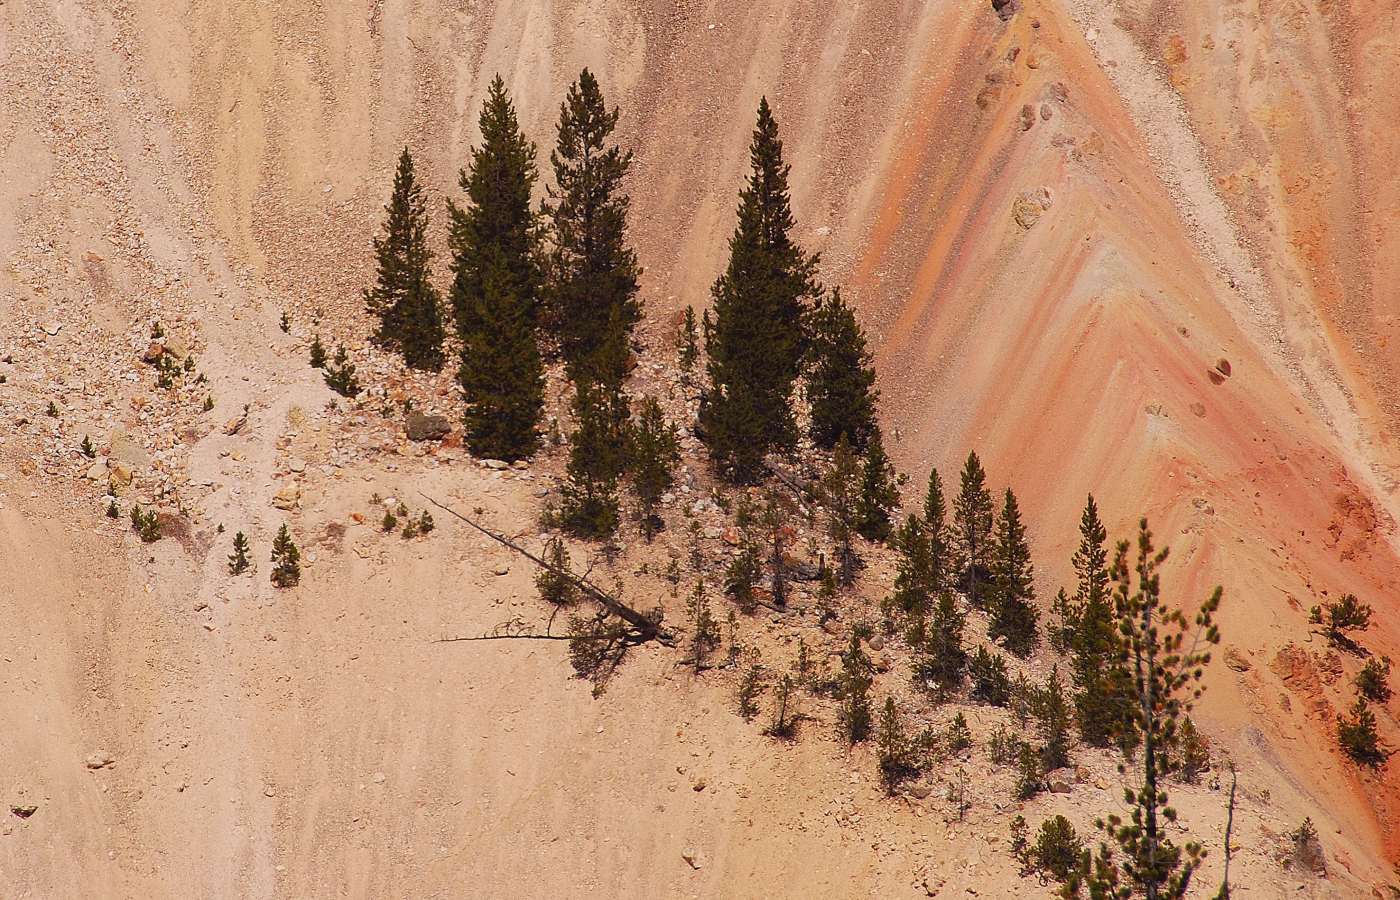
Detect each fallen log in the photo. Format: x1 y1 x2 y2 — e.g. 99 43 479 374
419 492 674 647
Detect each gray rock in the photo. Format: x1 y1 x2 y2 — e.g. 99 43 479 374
405 412 450 442
481 458 509 470
108 428 149 468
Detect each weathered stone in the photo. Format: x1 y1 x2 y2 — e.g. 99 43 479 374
108 462 134 492
1013 187 1052 229
84 459 109 481
681 847 703 870
481 458 509 470
405 412 450 442
223 410 248 435
1224 646 1251 672
108 428 149 468
85 752 115 770
141 341 165 363
272 482 301 510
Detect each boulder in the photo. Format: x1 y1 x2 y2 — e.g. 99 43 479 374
108 428 149 468
141 341 165 364
272 482 301 510
84 459 109 481
85 752 115 770
405 412 450 442
481 458 509 470
108 462 134 493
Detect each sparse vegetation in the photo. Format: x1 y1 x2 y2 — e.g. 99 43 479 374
685 580 720 672
309 334 327 368
837 629 874 744
1337 695 1388 768
270 524 300 587
1309 593 1372 652
228 531 251 575
1356 656 1392 703
323 345 361 397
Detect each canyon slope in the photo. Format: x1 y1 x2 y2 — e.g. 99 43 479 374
2 0 1398 896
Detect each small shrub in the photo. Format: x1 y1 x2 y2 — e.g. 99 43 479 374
944 712 973 756
1014 743 1043 800
400 518 418 539
309 334 327 368
536 537 577 605
988 723 1023 766
1284 818 1327 876
183 355 196 373
1175 716 1210 783
766 674 798 739
1029 815 1085 883
567 613 627 688
1356 656 1392 704
79 435 96 458
686 580 720 672
270 524 300 587
1309 593 1372 650
737 650 765 721
203 395 214 412
323 345 361 397
417 510 434 534
129 505 161 543
1338 696 1388 767
381 509 398 532
228 531 251 575
151 321 165 339
837 630 874 744
279 311 291 333
106 499 120 519
46 401 59 417
969 646 1011 706
724 544 762 613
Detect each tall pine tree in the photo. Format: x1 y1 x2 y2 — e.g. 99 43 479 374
541 69 641 381
450 76 544 460
700 98 820 483
856 428 899 542
559 377 630 539
951 451 995 608
365 147 446 370
806 287 878 450
989 488 1039 657
1067 495 1135 749
924 468 949 595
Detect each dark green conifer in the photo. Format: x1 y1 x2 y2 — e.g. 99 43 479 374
365 147 445 369
678 305 699 378
890 514 934 626
559 378 629 539
270 524 300 588
699 98 820 482
1066 495 1134 749
323 345 361 397
916 589 966 698
1036 665 1072 771
838 630 874 744
228 531 251 575
450 76 544 461
630 396 679 540
856 428 899 543
308 334 327 369
541 69 641 380
923 468 949 594
820 434 862 584
806 287 878 450
989 488 1039 657
951 451 995 608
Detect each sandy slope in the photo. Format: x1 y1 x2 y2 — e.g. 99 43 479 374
2 0 1399 895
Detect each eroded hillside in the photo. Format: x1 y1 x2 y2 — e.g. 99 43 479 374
2 0 1398 896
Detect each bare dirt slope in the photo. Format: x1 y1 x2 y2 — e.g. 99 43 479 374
2 0 1399 896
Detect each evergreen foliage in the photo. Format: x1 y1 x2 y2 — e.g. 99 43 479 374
1337 696 1388 768
855 428 899 543
916 589 967 698
1035 665 1072 771
805 287 878 450
629 396 679 540
821 434 863 584
944 711 973 755
699 98 820 482
989 488 1039 657
968 645 1012 706
837 629 874 744
951 451 995 608
890 514 935 628
309 334 327 369
364 147 445 369
1356 656 1392 704
1023 816 1086 884
923 468 950 595
228 531 251 575
1175 716 1210 784
559 378 629 539
1068 520 1221 900
738 650 765 720
1309 593 1372 651
536 536 577 605
270 524 301 588
540 69 641 381
686 580 720 673
450 76 544 461
323 345 361 397
678 305 699 377
760 489 794 608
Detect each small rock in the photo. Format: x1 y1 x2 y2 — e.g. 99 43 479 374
108 462 134 492
141 341 166 364
85 752 115 770
1012 187 1053 229
909 781 933 800
40 322 62 336
681 847 703 870
287 458 306 473
691 776 707 792
371 772 386 784
481 458 509 470
85 459 109 481
272 482 301 510
1049 780 1072 794
10 804 37 819
223 411 248 436
492 565 510 576
1224 646 1252 672
868 633 886 651
405 412 451 442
